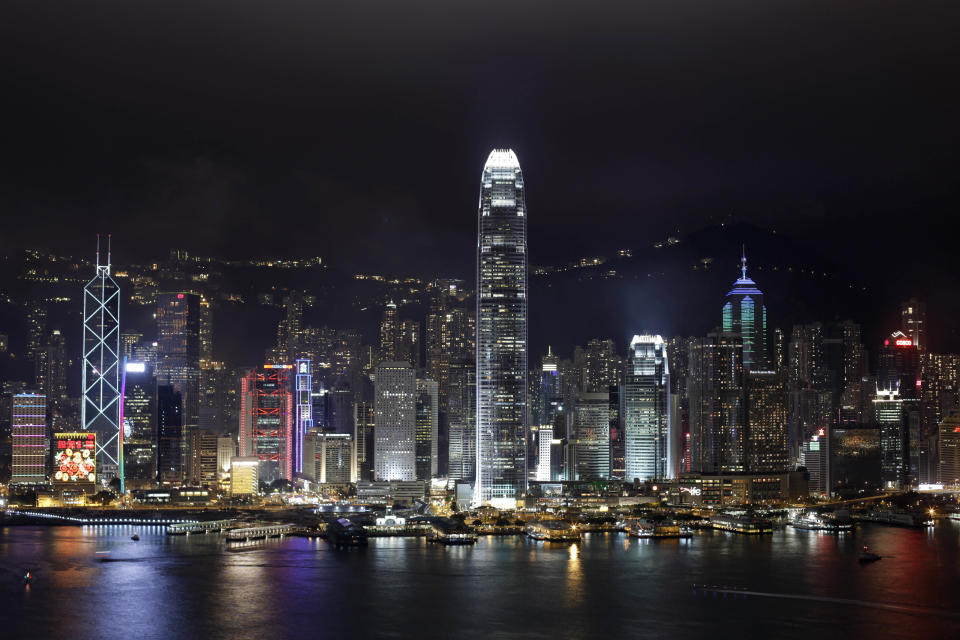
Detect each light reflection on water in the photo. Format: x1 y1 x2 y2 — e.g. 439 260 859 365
1 522 959 639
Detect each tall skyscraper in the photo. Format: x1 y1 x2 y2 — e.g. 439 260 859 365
575 391 611 480
939 410 960 486
623 335 671 482
425 279 473 412
397 320 421 369
875 387 911 490
294 359 313 476
878 331 921 399
688 332 745 474
355 400 375 481
722 250 768 371
11 393 47 485
81 239 122 481
901 298 926 352
199 295 213 362
156 384 183 486
122 361 157 488
189 429 219 486
415 378 439 480
39 329 69 429
446 359 476 483
239 365 294 484
476 148 528 506
582 339 622 392
156 291 201 480
374 361 416 481
745 369 788 472
379 301 398 363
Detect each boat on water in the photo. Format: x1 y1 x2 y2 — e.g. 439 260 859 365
326 518 368 547
789 511 854 532
131 533 140 541
23 570 32 585
427 519 478 545
623 518 692 539
858 546 881 563
526 520 581 542
857 509 933 528
710 514 773 535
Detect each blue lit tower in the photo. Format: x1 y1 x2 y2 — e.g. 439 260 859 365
81 236 122 482
722 249 768 371
295 358 313 476
476 149 528 506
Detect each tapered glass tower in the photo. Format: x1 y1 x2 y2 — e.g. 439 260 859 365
81 237 122 482
476 149 528 506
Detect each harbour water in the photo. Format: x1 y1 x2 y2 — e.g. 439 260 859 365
3 521 959 639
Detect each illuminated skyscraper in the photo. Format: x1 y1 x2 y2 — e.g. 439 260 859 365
294 359 313 476
939 411 960 486
575 392 610 480
379 301 398 363
900 297 926 352
415 378 439 480
688 332 745 474
397 320 421 369
425 279 473 412
447 359 476 483
81 239 122 480
121 361 157 488
476 148 528 505
875 387 911 490
239 365 294 483
722 250 768 371
11 393 47 485
745 369 788 473
374 361 416 481
156 291 201 479
623 335 671 482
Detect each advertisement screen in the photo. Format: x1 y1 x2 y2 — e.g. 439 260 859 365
53 433 97 483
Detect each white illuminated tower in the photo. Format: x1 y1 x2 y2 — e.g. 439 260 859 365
81 236 122 482
476 149 528 506
623 335 671 482
295 358 313 476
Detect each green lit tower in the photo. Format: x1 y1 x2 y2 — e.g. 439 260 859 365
722 248 768 371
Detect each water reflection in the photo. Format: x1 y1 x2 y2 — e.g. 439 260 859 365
2 524 958 639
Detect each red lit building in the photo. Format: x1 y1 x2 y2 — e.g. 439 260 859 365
239 365 293 483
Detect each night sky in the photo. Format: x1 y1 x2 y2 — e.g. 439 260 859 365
2 2 958 283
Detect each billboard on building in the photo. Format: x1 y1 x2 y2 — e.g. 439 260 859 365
53 432 97 483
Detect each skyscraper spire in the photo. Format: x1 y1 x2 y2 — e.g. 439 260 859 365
723 245 768 370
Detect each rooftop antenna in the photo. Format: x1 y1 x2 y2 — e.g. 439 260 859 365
107 234 112 270
741 244 747 279
96 234 101 268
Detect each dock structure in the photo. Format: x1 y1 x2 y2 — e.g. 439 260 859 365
225 524 294 542
166 519 236 536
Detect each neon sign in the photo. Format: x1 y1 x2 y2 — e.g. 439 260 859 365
53 433 96 482
895 339 913 347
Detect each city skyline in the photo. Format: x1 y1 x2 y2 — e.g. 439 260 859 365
2 3 959 638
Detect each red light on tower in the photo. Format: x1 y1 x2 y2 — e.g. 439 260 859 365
884 339 890 346
177 293 184 299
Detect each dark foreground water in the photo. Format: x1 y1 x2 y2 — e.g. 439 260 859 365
3 521 960 639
